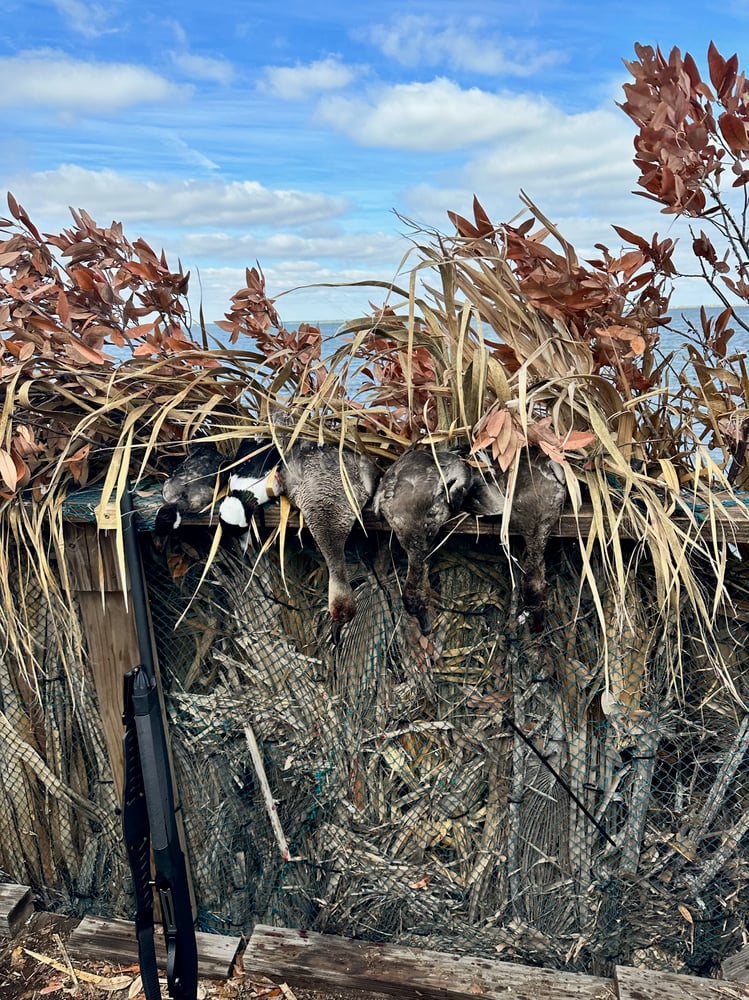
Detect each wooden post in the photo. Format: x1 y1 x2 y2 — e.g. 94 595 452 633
64 522 140 804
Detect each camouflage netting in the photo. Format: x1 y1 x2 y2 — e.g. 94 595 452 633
1 513 749 979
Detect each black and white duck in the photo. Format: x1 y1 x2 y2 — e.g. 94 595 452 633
153 442 224 550
373 446 472 635
218 439 282 540
280 439 378 637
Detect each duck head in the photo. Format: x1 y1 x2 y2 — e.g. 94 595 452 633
154 442 224 551
219 439 282 539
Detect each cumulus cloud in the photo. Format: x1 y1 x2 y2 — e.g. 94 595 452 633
368 15 564 77
0 50 187 112
408 105 632 200
402 102 673 266
5 165 348 227
316 78 552 150
466 108 635 195
262 57 357 101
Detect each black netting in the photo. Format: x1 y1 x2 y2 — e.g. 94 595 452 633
2 515 749 980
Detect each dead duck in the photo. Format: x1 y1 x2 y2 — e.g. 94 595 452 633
465 447 566 633
373 446 472 634
153 442 224 549
280 439 378 637
218 439 282 540
499 447 566 633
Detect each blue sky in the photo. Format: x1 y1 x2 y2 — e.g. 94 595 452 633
3 1 749 325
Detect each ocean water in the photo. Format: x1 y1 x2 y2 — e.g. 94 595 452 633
108 306 749 373
666 305 749 357
221 307 749 361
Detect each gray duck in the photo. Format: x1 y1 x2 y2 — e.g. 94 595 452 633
467 447 566 633
280 439 379 637
373 446 472 634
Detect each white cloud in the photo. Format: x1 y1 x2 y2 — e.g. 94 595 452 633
0 50 187 112
158 134 221 171
50 0 118 38
4 165 348 227
316 78 552 150
463 108 637 206
368 15 563 77
197 263 404 326
405 112 641 221
170 51 235 85
262 57 357 101
181 230 404 262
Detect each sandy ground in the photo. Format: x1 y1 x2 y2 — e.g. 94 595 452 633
0 911 389 1000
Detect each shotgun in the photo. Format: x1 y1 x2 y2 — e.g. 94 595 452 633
120 482 199 1000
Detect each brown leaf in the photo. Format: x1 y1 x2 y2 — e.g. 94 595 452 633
0 448 18 491
447 210 482 239
6 191 20 220
472 195 495 237
56 289 70 326
560 430 596 451
678 903 694 924
612 225 650 251
167 552 193 579
10 452 30 490
718 112 749 152
65 341 106 365
708 42 738 101
408 876 431 889
39 979 67 996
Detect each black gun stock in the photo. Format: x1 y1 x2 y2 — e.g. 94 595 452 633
120 483 199 1000
122 669 160 999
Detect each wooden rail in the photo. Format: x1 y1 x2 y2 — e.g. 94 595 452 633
58 479 749 543
6 908 746 1000
243 923 749 1000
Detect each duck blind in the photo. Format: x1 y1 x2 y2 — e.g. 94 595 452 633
0 493 748 981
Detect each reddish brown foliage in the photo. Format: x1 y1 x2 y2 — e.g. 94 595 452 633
449 196 673 392
618 41 749 345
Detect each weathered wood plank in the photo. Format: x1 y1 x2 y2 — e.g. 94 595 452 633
723 943 749 983
64 524 140 803
616 963 749 999
60 483 749 544
244 925 616 1000
0 883 33 938
67 915 240 980
202 504 749 545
